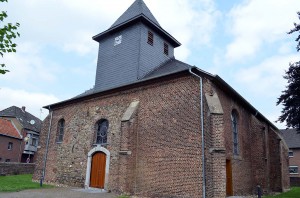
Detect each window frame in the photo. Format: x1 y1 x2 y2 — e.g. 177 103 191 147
289 150 294 157
95 119 109 145
231 110 239 156
147 31 154 46
8 142 13 150
289 166 299 174
56 119 65 143
164 42 169 56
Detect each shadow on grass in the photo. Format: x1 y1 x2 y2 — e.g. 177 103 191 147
0 174 53 192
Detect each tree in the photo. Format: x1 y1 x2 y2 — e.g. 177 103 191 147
0 0 20 74
277 12 300 131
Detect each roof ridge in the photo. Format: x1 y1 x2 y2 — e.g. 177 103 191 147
110 0 160 28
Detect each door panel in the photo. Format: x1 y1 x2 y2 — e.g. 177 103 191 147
90 152 106 188
226 159 233 196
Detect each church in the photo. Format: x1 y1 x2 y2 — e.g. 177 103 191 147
33 0 290 197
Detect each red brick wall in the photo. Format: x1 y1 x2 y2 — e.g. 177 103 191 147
213 83 289 195
0 135 22 162
289 148 300 178
34 75 205 197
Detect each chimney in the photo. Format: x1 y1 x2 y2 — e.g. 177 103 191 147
22 106 26 112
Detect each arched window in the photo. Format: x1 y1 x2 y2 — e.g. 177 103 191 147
95 119 108 145
57 119 65 143
231 110 239 155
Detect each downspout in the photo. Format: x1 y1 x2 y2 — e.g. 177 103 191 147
189 68 206 198
42 106 53 181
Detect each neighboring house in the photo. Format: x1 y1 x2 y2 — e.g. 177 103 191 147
0 106 42 163
281 128 300 185
33 0 289 197
0 118 22 162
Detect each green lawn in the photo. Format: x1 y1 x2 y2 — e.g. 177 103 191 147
0 174 53 192
263 187 300 198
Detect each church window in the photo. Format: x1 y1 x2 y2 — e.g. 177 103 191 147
164 42 169 56
57 119 65 143
147 31 154 46
95 119 109 145
231 110 239 155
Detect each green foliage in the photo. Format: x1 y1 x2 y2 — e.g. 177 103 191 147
0 0 20 74
277 12 300 131
0 174 53 192
117 196 130 198
263 187 300 197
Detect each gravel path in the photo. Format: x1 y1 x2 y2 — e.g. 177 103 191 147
0 188 118 198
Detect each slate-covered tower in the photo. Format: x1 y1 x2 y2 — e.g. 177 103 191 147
93 0 180 92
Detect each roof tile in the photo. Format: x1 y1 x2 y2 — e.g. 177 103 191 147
0 118 21 139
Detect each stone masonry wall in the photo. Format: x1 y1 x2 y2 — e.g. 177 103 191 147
34 74 206 197
0 162 35 175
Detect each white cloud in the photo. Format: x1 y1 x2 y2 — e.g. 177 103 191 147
147 0 220 60
4 0 219 60
235 54 298 96
0 87 59 120
225 0 300 62
2 42 60 88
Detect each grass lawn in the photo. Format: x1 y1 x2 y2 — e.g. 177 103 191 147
263 187 300 198
0 174 53 192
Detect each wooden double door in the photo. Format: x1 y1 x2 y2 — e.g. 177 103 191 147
90 152 106 189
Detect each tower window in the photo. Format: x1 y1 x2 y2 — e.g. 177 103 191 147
164 42 169 56
147 31 153 46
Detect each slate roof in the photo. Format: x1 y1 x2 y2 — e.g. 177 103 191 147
72 58 193 99
280 128 300 149
143 59 192 80
111 0 160 28
0 118 22 139
92 0 180 47
0 106 42 133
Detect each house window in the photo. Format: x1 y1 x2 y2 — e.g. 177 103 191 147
31 138 37 146
289 151 294 157
164 42 169 56
147 31 154 46
57 119 65 143
0 157 2 161
5 159 10 162
289 166 299 174
95 119 109 145
8 142 13 150
231 110 239 156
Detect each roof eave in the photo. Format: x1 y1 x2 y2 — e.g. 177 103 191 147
44 69 190 110
93 14 181 47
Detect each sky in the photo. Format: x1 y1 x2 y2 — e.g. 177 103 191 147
1 0 299 129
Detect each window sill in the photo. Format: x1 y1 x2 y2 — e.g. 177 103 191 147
290 173 299 175
233 155 243 161
93 143 108 147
